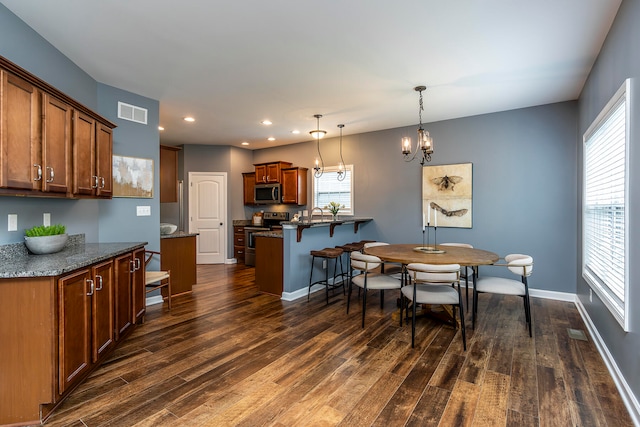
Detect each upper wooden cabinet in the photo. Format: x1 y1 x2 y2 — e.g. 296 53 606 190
254 161 292 184
0 55 116 199
160 145 180 203
243 172 256 205
281 167 308 205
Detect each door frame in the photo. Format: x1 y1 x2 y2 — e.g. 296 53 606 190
188 171 227 264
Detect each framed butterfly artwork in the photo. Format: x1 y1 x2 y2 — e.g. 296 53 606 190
422 162 472 228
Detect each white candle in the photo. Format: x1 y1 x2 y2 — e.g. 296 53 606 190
435 209 438 227
422 213 425 231
427 204 431 224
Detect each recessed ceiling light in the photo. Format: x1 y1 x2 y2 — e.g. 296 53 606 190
241 142 249 146
184 117 195 122
291 130 300 134
158 126 164 131
261 120 272 125
268 137 276 141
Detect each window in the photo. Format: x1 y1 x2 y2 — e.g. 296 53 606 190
582 79 630 331
312 165 354 215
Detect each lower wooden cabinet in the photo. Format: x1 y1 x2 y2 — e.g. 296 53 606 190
0 247 144 426
234 225 246 264
255 236 283 295
160 235 196 295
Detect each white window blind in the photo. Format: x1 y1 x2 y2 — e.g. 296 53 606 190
312 165 353 215
582 79 629 331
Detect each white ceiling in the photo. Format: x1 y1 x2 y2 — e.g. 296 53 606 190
2 0 622 149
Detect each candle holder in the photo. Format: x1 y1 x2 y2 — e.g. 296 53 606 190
415 222 445 254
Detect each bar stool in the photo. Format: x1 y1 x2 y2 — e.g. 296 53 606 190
335 242 362 284
308 247 345 304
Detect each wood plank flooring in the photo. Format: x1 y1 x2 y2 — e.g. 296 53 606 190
41 264 634 427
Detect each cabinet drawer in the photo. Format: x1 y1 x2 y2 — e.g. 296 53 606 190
234 234 245 246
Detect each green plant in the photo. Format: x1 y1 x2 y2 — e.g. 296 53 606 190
24 224 66 237
324 201 344 216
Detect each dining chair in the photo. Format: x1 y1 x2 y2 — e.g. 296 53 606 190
439 242 473 310
348 251 402 328
144 250 172 311
363 242 403 276
401 263 466 350
473 254 533 336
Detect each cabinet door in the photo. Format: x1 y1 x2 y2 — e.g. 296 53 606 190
161 237 196 296
58 269 92 394
265 163 283 183
132 248 146 322
92 260 114 362
281 167 307 205
0 70 40 190
255 164 267 184
95 123 113 198
42 94 71 194
114 253 133 339
72 111 96 196
243 172 255 205
160 145 179 202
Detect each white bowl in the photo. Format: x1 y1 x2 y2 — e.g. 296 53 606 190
160 223 178 235
24 234 69 255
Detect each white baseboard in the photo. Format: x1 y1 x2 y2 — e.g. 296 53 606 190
281 284 325 301
226 258 238 264
575 298 640 426
145 295 164 306
529 287 576 302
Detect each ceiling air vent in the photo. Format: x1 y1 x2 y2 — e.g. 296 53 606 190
117 101 148 125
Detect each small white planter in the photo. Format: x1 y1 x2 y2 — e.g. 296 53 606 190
24 234 69 255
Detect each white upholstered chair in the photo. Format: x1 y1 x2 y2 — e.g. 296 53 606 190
363 241 403 276
473 254 533 336
402 263 466 350
439 243 474 310
348 251 402 328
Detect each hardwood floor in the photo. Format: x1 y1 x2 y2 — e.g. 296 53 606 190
42 264 633 427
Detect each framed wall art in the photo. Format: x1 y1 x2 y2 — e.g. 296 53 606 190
422 162 472 228
112 155 154 198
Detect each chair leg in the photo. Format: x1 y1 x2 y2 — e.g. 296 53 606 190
167 277 172 311
346 270 353 314
325 259 330 305
361 282 367 328
380 289 384 309
472 287 478 329
411 289 417 348
399 292 403 327
308 256 315 302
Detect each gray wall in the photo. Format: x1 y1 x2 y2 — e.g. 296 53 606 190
254 102 578 294
577 0 640 410
0 6 160 253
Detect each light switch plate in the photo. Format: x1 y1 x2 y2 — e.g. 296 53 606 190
136 206 151 216
8 214 17 231
43 213 51 226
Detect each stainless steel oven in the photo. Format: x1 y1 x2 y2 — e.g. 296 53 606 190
244 226 269 266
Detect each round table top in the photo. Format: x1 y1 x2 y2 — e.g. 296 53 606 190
364 244 499 266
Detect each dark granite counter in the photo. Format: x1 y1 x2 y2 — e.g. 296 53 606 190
0 238 147 278
160 231 198 239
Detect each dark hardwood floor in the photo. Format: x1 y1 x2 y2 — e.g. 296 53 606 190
42 264 633 427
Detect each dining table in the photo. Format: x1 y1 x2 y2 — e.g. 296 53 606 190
363 243 500 325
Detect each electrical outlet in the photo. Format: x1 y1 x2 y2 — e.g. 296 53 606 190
322 259 327 269
43 213 51 226
589 289 593 303
136 206 151 216
8 214 17 231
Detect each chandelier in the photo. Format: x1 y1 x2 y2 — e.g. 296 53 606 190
310 114 326 178
402 85 434 165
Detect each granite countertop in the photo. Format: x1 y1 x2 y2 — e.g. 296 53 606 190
253 230 283 238
233 219 252 226
0 239 147 278
160 231 199 239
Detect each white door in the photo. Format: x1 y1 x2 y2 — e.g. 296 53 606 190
188 172 227 264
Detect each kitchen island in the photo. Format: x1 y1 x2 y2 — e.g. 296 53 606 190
253 217 373 300
160 231 198 296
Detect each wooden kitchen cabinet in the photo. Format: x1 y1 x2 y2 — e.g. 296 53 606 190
255 236 283 295
281 166 308 205
254 161 292 184
114 253 134 339
160 145 181 202
91 260 115 362
243 172 256 205
132 248 146 322
234 225 246 263
160 235 196 295
0 55 115 199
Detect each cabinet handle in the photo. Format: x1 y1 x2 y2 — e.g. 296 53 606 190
267 175 270 182
86 279 94 296
238 238 244 242
95 275 103 291
129 260 135 273
263 175 266 182
92 176 99 189
33 164 42 181
100 176 105 189
237 250 244 254
45 166 54 183
134 258 141 270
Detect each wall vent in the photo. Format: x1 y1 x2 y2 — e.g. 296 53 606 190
117 101 148 125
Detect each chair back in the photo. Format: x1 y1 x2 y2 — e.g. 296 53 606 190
505 254 533 277
351 251 382 272
406 263 460 284
363 241 389 249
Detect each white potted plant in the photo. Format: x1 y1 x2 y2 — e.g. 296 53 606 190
24 224 68 254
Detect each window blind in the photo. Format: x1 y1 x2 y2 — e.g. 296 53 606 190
313 166 353 215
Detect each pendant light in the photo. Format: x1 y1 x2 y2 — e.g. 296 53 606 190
402 85 434 165
311 114 326 178
337 124 346 181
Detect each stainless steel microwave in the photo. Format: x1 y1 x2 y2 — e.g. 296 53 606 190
254 183 280 204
